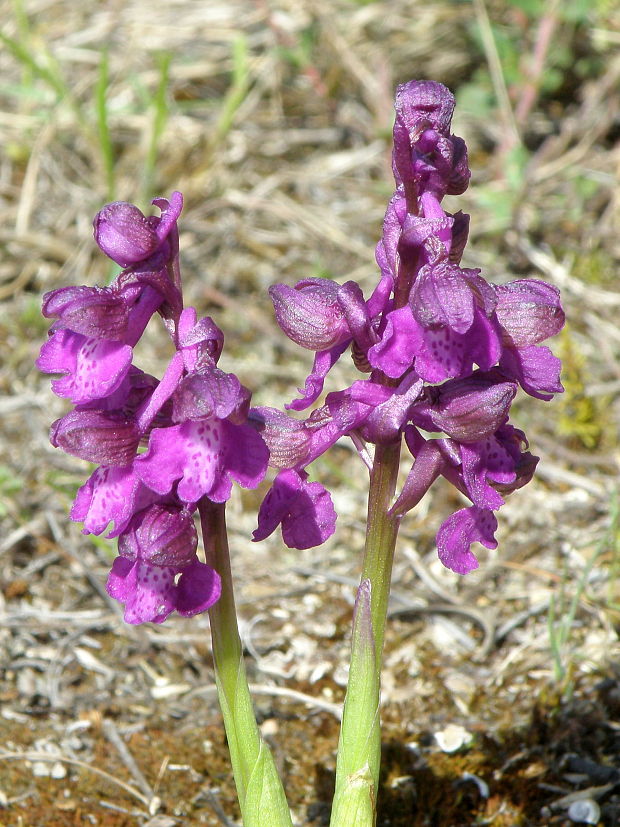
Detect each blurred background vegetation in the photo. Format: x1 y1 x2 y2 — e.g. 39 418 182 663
1 0 620 824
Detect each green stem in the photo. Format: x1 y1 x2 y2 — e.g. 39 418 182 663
360 441 402 653
199 499 292 827
330 440 401 826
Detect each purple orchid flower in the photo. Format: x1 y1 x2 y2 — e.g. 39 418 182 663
495 279 565 399
93 191 183 269
39 193 269 623
253 468 337 550
253 79 563 576
387 420 537 573
106 503 221 624
391 79 470 202
269 275 392 411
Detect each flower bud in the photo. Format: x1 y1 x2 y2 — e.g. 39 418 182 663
50 409 140 465
269 279 350 351
117 504 198 567
394 80 456 139
495 280 565 347
249 407 311 468
412 374 517 442
42 285 129 340
93 202 159 267
400 209 454 264
172 368 250 424
446 136 470 195
392 81 470 198
178 314 225 367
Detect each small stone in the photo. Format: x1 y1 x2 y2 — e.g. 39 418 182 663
260 718 279 737
50 762 67 779
143 816 178 827
434 723 473 753
17 668 37 698
568 798 600 824
150 683 190 699
55 797 77 811
148 795 162 816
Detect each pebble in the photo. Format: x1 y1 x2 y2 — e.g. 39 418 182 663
568 798 601 824
434 723 473 753
50 761 67 779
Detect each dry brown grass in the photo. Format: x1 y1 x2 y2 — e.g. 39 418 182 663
1 0 620 824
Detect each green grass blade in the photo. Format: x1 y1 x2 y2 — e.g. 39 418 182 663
0 29 87 130
142 52 171 203
96 50 116 201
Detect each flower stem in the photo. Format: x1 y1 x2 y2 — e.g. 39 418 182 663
360 441 402 653
199 499 293 827
329 440 401 826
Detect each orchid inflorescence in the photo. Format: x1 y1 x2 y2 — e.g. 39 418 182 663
38 78 565 826
253 79 564 573
38 80 564 630
37 192 269 624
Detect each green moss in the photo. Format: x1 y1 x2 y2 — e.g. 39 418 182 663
572 248 616 288
555 328 608 450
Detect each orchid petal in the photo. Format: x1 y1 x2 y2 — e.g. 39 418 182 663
437 506 498 574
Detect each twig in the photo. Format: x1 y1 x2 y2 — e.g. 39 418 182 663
44 511 125 616
294 562 497 656
535 461 605 498
494 599 551 644
249 684 342 719
0 515 46 558
514 0 559 126
387 601 496 658
0 750 151 808
472 0 520 149
202 788 241 827
190 681 342 719
515 238 620 307
401 545 459 604
102 718 157 804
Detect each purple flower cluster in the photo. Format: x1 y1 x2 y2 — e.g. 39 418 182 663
38 194 269 622
252 80 564 573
